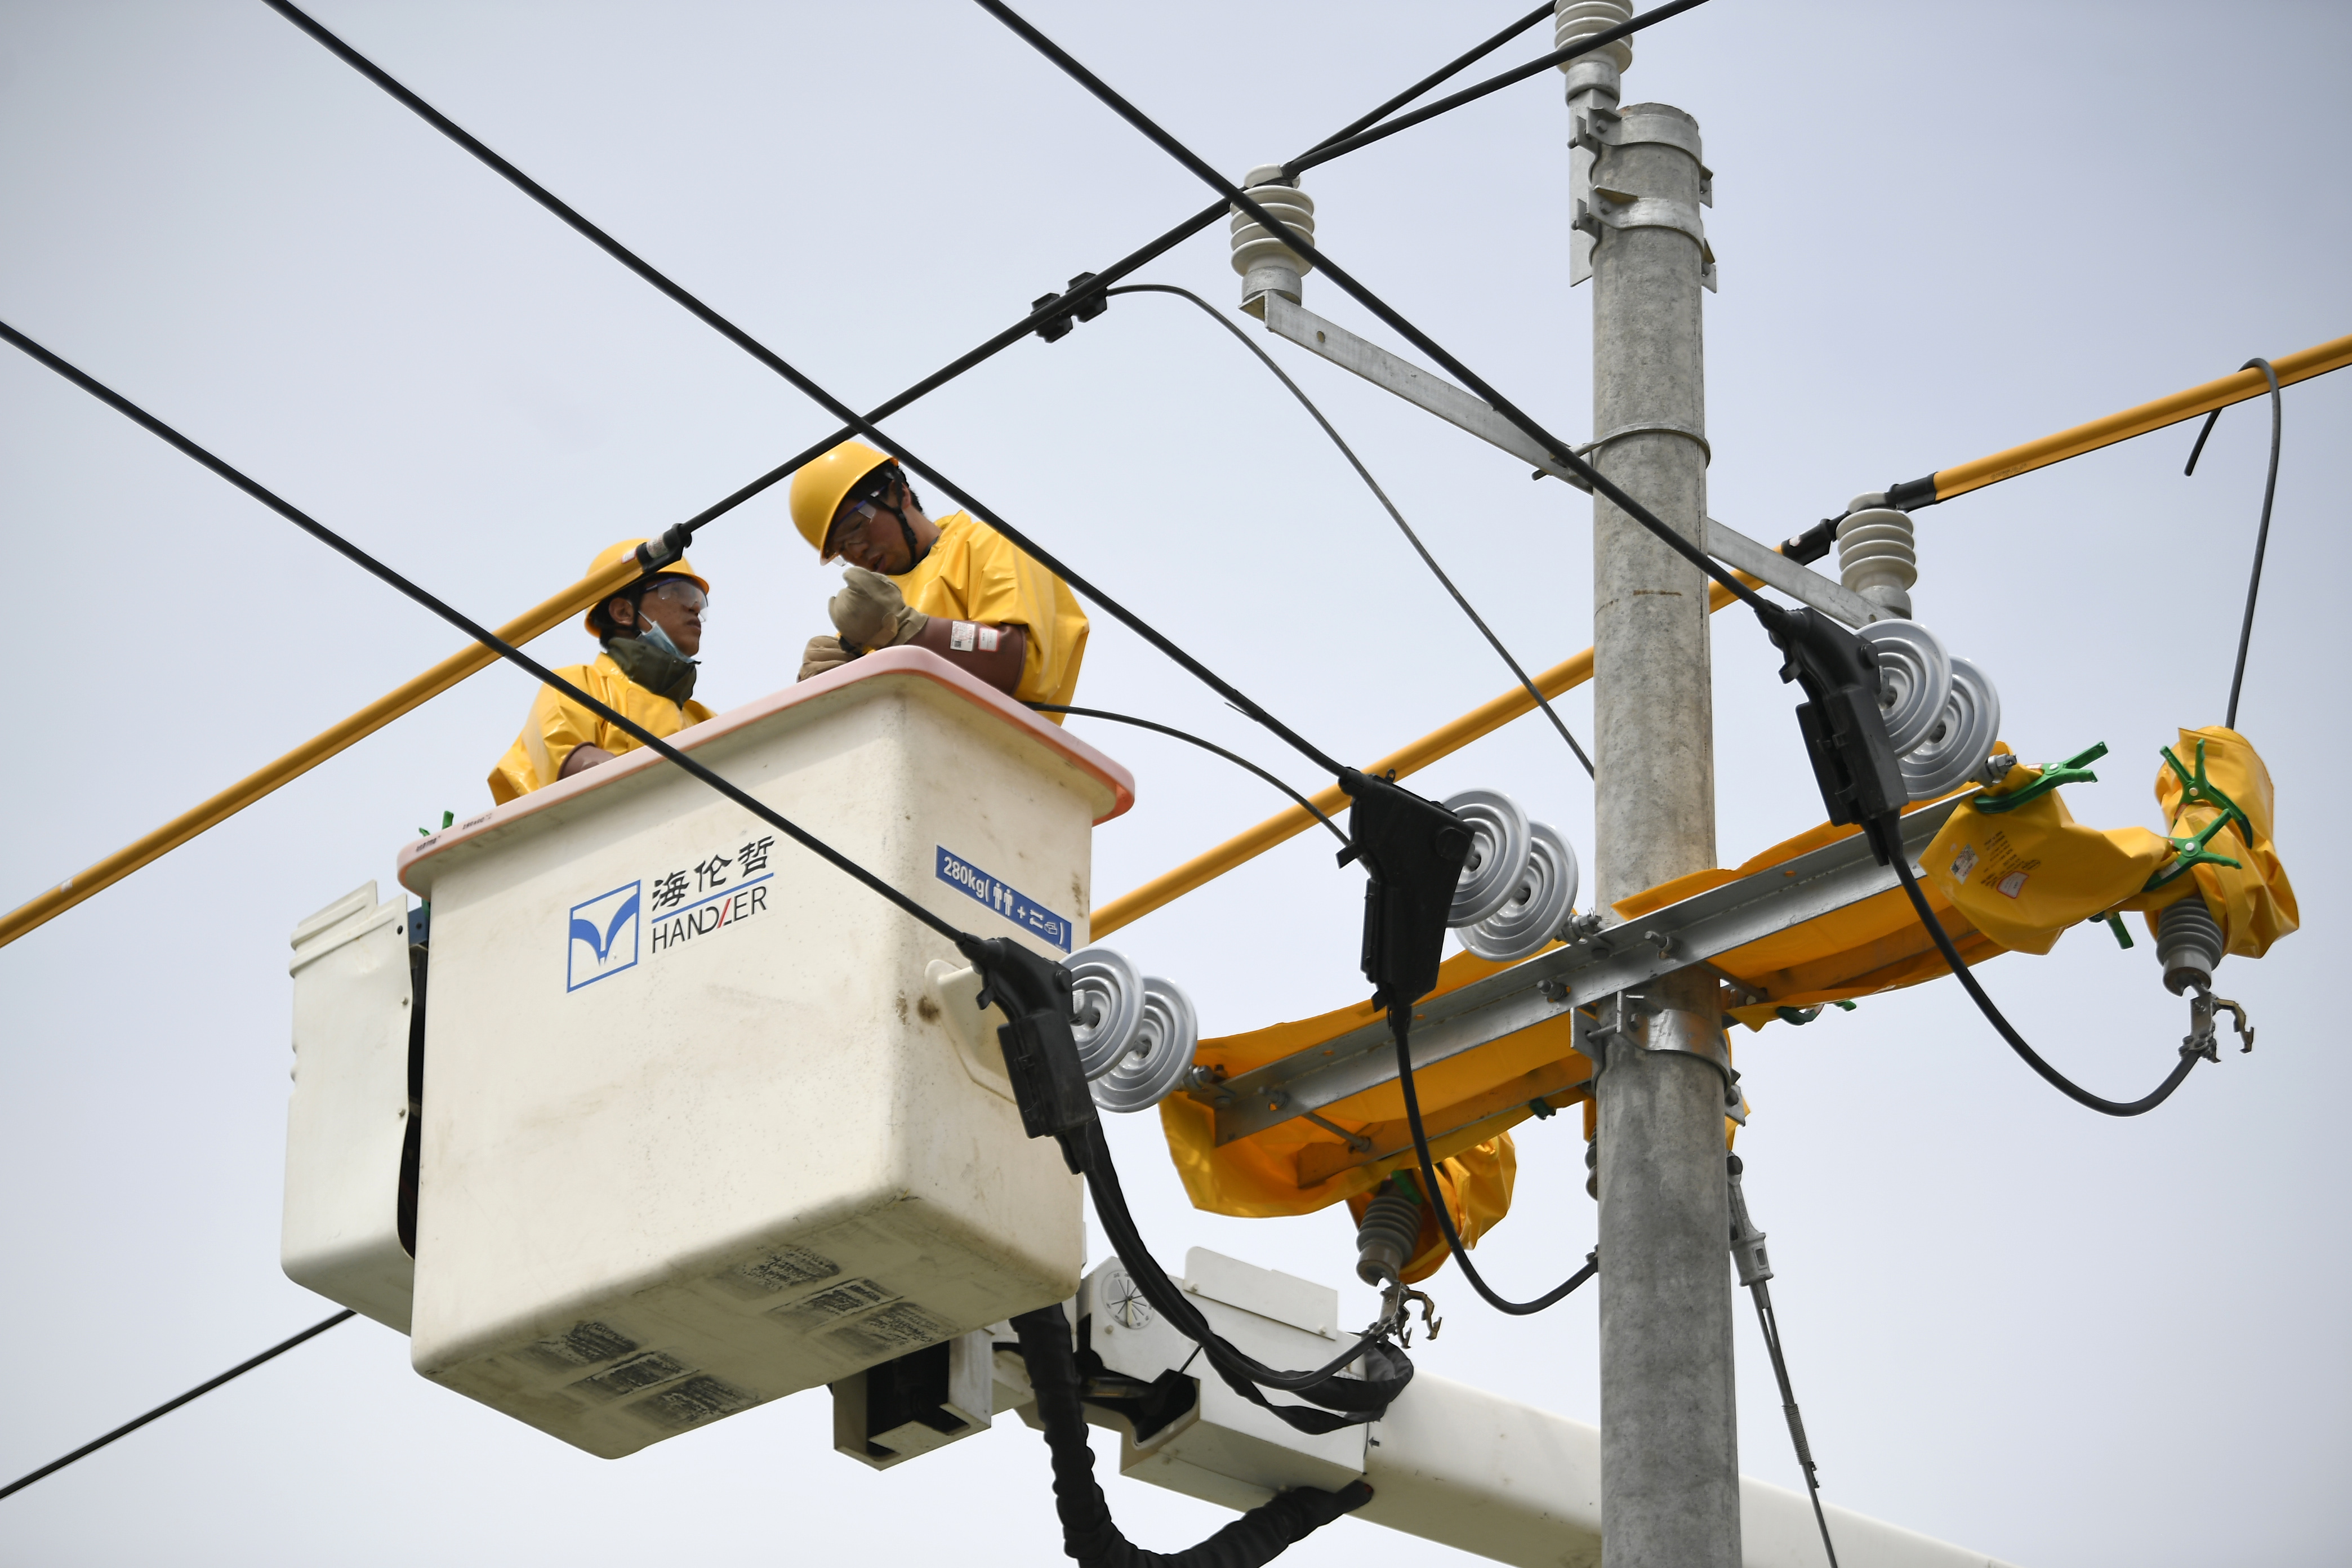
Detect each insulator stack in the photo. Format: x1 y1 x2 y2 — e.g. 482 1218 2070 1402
1230 164 1315 318
1554 0 1635 75
1838 492 1919 619
2156 897 2226 996
1355 1179 1423 1288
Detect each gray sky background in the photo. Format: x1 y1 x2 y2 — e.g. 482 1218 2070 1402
3 2 2346 1563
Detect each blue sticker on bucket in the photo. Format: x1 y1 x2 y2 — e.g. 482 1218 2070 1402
935 847 1072 952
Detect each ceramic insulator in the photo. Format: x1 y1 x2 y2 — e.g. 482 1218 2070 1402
1355 1186 1423 1288
1556 0 1634 75
1230 163 1315 318
1838 492 1918 618
2156 897 2225 997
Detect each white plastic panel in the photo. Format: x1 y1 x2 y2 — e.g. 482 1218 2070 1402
282 881 417 1333
395 654 1122 1458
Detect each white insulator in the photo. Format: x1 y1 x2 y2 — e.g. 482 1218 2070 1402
1441 789 1533 928
1899 656 2001 801
1857 618 1954 756
1464 820 1580 963
1066 946 1145 1081
1555 1 1634 74
1090 977 1199 1113
1838 503 1918 619
1230 163 1315 318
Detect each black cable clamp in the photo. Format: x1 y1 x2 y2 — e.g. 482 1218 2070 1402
1761 605 1909 865
1335 769 1472 1010
1030 271 1109 344
956 936 1094 1171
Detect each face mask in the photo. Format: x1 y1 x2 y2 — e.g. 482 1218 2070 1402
636 617 687 661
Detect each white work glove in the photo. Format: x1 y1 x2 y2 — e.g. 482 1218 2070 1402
829 566 930 651
798 634 853 682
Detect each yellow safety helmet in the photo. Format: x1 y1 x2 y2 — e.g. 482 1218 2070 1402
580 538 710 636
790 438 898 560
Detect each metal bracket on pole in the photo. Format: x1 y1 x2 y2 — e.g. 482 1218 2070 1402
1197 795 1962 1145
1584 996 1745 1125
1262 293 1594 491
1571 106 1717 291
1260 300 1873 626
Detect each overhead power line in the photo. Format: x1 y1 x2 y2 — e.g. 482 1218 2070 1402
1 0 1667 950
266 0 1346 782
1 1311 354 1502
1286 0 1716 175
972 0 1769 627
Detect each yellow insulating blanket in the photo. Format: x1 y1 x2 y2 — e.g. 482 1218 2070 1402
1925 725 2296 956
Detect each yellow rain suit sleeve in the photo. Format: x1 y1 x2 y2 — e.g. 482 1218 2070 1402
487 651 716 803
893 511 1089 713
2115 727 2298 955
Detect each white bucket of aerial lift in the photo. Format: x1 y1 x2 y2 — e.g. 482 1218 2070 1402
281 881 421 1333
390 648 1133 1459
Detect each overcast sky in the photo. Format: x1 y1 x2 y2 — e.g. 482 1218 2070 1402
3 2 2346 1564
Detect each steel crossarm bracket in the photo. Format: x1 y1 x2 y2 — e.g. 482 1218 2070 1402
1197 795 1967 1144
1259 295 1877 628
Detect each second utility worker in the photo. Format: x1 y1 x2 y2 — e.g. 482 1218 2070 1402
487 539 714 803
790 440 1086 712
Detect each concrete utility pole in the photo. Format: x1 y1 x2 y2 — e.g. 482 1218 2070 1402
1563 2 1741 1564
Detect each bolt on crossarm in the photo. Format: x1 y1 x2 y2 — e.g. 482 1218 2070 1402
1567 5 1743 1564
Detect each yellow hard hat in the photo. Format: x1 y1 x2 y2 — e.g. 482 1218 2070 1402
790 438 897 559
580 538 710 636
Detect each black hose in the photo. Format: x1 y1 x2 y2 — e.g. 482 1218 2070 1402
1009 1307 1373 1568
1388 1006 1598 1314
1072 1121 1411 1427
1888 854 2202 1116
2184 358 2284 729
1102 284 1594 777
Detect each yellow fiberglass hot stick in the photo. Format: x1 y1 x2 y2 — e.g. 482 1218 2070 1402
1886 331 2351 510
0 555 644 950
1089 576 1752 939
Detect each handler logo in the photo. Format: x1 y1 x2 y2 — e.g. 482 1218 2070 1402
567 881 642 992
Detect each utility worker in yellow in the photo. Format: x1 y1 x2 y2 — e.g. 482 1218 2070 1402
487 540 715 803
790 440 1087 713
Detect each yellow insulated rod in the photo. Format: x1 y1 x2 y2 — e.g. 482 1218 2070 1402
1888 330 2351 509
0 557 643 950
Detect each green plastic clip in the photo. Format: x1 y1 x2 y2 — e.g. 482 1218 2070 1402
1526 1098 1557 1121
2098 912 2134 949
2142 740 2253 891
1971 742 2108 814
418 808 454 839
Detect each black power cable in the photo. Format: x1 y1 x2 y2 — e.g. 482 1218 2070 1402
1099 283 1594 777
2182 358 2284 729
1390 1008 1597 1314
1889 854 2203 1116
0 319 974 947
1 318 1409 1438
973 0 1764 630
1027 702 1348 844
1 1310 354 1502
261 0 1340 783
1287 0 1716 176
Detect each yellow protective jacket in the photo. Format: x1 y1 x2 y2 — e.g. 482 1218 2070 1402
487 651 715 804
895 511 1088 712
